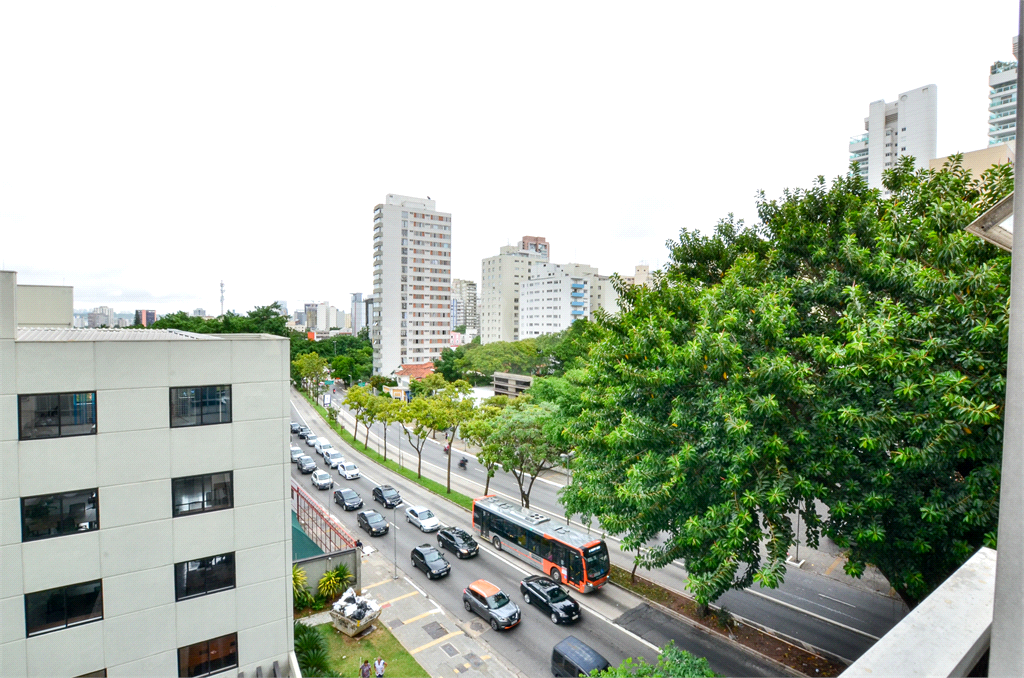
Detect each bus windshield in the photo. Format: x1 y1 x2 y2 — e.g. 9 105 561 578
584 543 610 580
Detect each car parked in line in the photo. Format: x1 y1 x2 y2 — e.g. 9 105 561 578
290 422 301 434
551 636 610 678
357 510 389 536
405 506 441 532
311 470 334 490
290 445 304 463
324 450 344 468
520 575 581 625
411 545 450 580
437 527 479 559
315 440 334 456
297 426 312 439
372 485 402 508
463 580 520 631
339 462 361 480
297 455 317 474
305 434 318 448
333 488 363 511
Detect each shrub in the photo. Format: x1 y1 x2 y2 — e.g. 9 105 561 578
318 569 343 599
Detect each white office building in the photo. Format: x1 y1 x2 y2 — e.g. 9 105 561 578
371 195 452 376
479 238 550 344
848 84 938 192
989 39 1018 146
0 271 295 678
450 279 478 331
521 262 592 337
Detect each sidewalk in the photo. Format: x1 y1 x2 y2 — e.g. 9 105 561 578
300 546 521 678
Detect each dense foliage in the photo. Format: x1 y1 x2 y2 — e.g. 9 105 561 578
594 641 718 678
562 157 1013 606
152 303 289 336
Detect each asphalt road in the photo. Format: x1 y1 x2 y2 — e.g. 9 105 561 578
290 401 779 677
329 394 908 662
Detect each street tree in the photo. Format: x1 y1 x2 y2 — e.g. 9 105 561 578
461 399 508 496
483 400 566 508
342 386 371 442
428 380 474 492
374 395 401 462
397 397 440 478
292 352 330 400
562 157 1014 606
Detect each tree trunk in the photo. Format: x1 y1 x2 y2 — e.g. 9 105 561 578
382 425 388 462
364 425 370 448
484 470 491 496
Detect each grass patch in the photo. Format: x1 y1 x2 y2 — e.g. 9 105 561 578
298 389 475 512
315 622 429 678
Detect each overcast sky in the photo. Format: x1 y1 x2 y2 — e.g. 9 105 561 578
1 2 1018 315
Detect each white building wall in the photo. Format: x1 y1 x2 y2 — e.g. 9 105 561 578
0 272 293 678
989 63 1017 146
480 244 548 344
849 84 937 193
521 262 591 338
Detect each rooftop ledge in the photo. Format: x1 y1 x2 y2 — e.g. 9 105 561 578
16 328 286 342
845 547 995 677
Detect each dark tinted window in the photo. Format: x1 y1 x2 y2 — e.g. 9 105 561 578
21 489 99 542
170 386 231 428
177 633 238 677
486 592 511 609
174 553 235 601
342 490 357 500
367 514 384 524
18 392 96 440
172 473 233 517
382 488 399 499
25 580 103 636
424 551 443 563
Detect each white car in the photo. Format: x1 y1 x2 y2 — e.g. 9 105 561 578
405 506 440 532
290 445 304 463
315 440 334 457
311 470 334 491
324 450 344 468
339 462 360 480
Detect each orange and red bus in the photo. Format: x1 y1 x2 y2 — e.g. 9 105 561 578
472 495 610 592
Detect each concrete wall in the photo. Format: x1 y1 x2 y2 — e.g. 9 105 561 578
0 305 294 677
293 548 361 596
15 285 73 328
930 142 1015 180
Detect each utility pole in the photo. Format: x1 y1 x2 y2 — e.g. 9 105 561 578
220 281 225 317
990 5 1024 673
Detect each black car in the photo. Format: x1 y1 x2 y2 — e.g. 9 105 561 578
357 510 389 536
297 455 317 474
411 545 450 580
372 485 402 508
290 422 301 434
437 526 479 559
520 575 581 625
334 488 363 511
297 426 312 439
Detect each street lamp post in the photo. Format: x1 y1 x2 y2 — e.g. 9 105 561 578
392 505 398 579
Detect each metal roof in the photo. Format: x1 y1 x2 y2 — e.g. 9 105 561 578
16 327 216 342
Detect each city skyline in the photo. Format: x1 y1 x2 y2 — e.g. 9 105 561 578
2 2 1018 316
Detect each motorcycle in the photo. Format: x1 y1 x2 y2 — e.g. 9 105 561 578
458 457 468 470
444 444 451 455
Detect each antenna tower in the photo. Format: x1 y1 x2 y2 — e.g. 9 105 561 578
220 281 225 316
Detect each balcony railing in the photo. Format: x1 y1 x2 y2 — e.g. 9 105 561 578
990 109 1017 120
849 134 869 145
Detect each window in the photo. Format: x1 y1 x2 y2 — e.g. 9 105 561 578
21 489 99 542
175 553 235 600
25 580 103 636
170 386 231 427
18 392 96 440
178 633 238 678
172 472 233 517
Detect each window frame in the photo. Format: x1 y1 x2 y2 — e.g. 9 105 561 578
21 488 100 542
169 385 232 428
17 391 97 441
171 472 234 517
24 579 104 637
174 552 236 601
177 632 238 678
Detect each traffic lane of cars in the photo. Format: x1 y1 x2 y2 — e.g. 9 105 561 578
287 412 660 676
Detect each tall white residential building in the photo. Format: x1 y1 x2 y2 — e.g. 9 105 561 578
989 39 1018 146
450 279 478 331
479 238 550 344
0 271 294 678
521 262 591 338
349 293 365 336
304 302 330 331
371 195 452 376
848 84 937 192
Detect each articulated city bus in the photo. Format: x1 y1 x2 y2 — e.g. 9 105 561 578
472 495 610 592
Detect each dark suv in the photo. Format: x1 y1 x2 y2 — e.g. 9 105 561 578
297 427 312 439
334 488 363 511
357 510 389 536
437 527 479 559
463 579 521 631
290 422 301 433
372 485 402 508
411 545 450 580
297 455 317 474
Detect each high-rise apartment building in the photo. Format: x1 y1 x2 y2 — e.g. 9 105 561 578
0 271 294 678
521 262 591 338
450 279 478 331
480 240 549 344
371 195 452 376
848 84 937 192
192 308 206 318
350 293 365 336
134 309 156 327
989 38 1018 146
273 301 288 316
87 306 115 328
303 302 331 331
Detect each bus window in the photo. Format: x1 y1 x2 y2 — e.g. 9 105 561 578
550 541 569 568
528 533 553 561
474 505 487 534
568 551 584 584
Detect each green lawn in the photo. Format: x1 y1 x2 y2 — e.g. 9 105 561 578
299 389 475 511
315 622 429 678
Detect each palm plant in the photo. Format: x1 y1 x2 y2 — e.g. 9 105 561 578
318 569 342 599
297 646 332 677
332 563 354 590
292 565 308 597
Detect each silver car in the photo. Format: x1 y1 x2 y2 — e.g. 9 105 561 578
311 470 334 490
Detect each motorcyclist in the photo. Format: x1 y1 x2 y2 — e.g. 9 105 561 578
458 457 468 469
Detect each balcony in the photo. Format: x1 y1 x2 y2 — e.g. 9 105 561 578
990 108 1017 121
571 292 584 298
571 301 584 307
991 83 1017 96
991 95 1017 110
571 309 584 315
848 134 869 149
571 283 585 289
991 121 1017 133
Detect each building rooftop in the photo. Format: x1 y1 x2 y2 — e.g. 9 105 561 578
395 361 435 380
16 327 215 341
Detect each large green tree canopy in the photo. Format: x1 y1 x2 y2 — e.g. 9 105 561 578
562 157 1013 606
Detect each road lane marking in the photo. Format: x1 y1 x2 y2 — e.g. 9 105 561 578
818 593 857 608
361 578 394 591
382 590 419 606
404 576 427 597
824 555 845 576
742 588 879 640
402 609 442 625
410 630 465 655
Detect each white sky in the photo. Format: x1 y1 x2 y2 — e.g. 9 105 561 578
1 1 1018 315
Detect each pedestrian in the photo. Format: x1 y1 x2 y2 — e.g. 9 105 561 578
374 656 387 678
360 659 372 678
